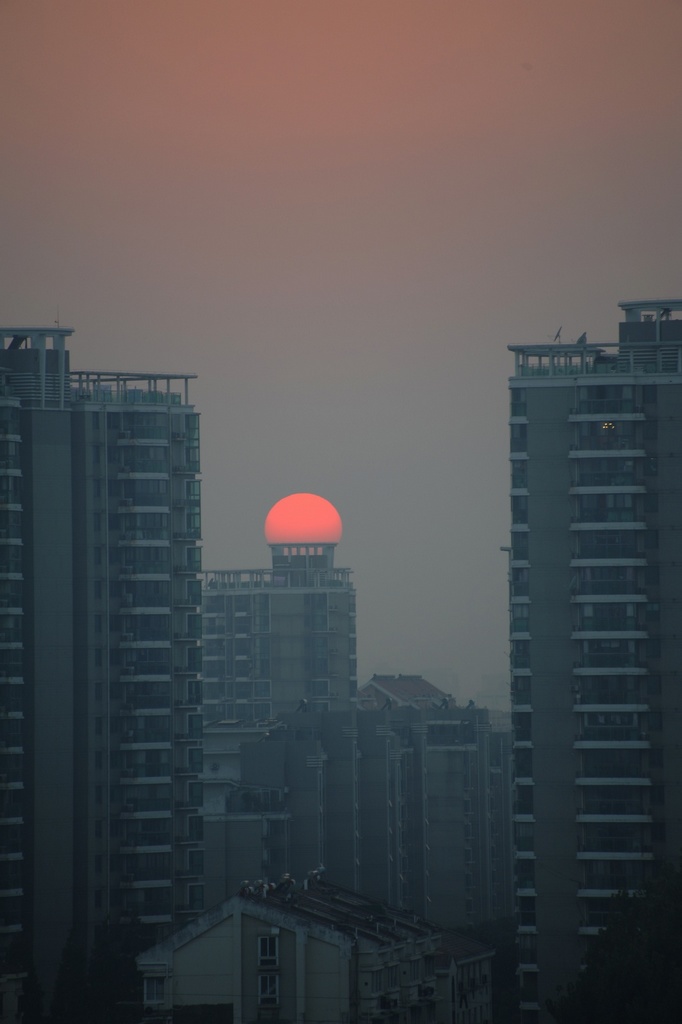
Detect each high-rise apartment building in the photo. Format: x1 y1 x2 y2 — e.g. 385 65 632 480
0 327 204 993
202 704 513 930
202 493 357 721
508 299 682 1021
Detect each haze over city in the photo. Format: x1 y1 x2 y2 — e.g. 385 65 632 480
2 0 682 705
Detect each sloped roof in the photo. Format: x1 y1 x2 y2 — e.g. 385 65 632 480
359 674 451 708
435 929 495 968
137 877 444 967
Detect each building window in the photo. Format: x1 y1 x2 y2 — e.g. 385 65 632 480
188 884 204 911
510 423 528 452
258 934 279 968
144 977 164 1004
258 974 279 1006
512 495 528 524
511 532 529 560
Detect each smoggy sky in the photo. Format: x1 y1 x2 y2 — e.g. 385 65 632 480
2 0 682 705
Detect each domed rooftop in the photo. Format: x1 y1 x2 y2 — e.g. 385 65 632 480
264 493 343 545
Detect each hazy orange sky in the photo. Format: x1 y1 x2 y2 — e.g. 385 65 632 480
2 0 682 703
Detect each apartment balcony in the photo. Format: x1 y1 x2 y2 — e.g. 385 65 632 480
574 652 645 669
571 399 642 415
573 470 640 487
121 772 172 787
121 799 172 815
120 735 172 748
571 510 644 525
173 564 199 575
576 774 650 786
120 875 172 888
577 846 653 859
572 630 647 643
574 703 648 715
117 428 169 442
119 497 172 512
569 724 647 741
118 529 170 542
117 465 170 478
119 565 171 579
134 909 173 925
572 585 645 600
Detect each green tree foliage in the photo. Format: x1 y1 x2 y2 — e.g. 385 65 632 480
466 917 519 1024
547 863 682 1024
86 921 144 1024
50 929 88 1024
3 935 44 1024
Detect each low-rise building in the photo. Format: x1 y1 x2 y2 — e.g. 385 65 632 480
137 877 494 1024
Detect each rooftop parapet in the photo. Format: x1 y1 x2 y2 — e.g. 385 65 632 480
510 298 682 378
0 327 196 407
203 567 353 590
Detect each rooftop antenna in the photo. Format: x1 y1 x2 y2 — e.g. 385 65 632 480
552 326 562 343
54 305 60 328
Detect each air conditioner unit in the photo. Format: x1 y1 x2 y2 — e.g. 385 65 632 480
121 566 133 574
121 633 134 642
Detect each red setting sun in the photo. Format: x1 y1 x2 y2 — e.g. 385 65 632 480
264 493 343 545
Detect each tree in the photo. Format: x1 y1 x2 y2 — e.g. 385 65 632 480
466 917 519 1024
3 935 44 1024
50 929 88 1024
547 863 682 1024
86 920 144 1024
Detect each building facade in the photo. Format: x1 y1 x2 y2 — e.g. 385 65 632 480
202 705 513 930
137 877 493 1024
0 327 204 992
508 299 682 1020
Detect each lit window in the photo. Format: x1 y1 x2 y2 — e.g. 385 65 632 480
258 974 279 1006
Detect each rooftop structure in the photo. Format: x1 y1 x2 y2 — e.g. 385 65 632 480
358 673 454 710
